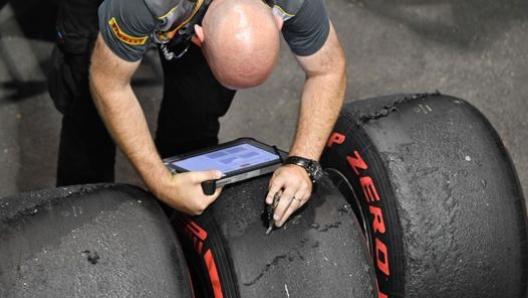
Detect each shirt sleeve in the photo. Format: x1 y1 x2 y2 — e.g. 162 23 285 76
281 0 330 57
98 0 158 62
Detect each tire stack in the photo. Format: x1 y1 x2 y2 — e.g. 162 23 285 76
170 174 378 298
0 93 526 298
321 93 528 297
0 184 193 298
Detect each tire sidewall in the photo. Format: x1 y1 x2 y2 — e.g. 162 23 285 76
323 120 405 298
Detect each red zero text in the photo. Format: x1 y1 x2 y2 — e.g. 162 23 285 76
328 132 390 298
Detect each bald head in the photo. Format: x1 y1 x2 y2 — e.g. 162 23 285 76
196 0 282 89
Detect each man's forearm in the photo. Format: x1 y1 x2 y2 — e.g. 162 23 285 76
89 34 168 191
290 23 346 160
90 82 168 188
289 71 346 160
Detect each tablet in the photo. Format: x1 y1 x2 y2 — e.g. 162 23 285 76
163 138 287 195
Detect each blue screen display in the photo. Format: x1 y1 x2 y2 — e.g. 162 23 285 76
170 144 279 174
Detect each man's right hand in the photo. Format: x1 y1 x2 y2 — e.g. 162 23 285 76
151 169 224 215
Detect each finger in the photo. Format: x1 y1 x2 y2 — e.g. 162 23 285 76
276 192 306 227
266 181 284 205
203 185 223 205
212 185 224 198
266 167 289 204
190 169 223 183
273 188 297 222
192 185 225 215
266 188 282 205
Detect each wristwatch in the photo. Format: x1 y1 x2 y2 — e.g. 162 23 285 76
284 156 324 184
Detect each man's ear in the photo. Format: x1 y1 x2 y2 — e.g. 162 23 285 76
273 14 284 31
194 24 205 42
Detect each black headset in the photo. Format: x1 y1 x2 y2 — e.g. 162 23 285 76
158 0 212 60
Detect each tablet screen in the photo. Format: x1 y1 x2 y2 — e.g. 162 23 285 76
169 143 280 174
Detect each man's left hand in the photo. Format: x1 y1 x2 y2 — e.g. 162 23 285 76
266 164 312 227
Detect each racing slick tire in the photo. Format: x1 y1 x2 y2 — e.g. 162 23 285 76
0 183 193 298
321 93 528 298
170 175 379 298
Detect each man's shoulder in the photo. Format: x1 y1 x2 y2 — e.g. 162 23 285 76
143 0 181 19
103 0 186 25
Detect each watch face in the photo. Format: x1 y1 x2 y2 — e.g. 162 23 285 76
310 162 324 182
315 167 324 179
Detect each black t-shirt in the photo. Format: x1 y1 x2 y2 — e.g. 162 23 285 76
98 0 330 62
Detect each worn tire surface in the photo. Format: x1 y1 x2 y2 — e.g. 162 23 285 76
0 183 193 298
172 175 378 298
321 93 528 298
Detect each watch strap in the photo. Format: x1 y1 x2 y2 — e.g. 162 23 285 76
284 156 322 184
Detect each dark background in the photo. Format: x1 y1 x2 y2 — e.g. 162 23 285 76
0 0 526 211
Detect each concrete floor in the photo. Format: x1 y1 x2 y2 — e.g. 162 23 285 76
0 0 527 207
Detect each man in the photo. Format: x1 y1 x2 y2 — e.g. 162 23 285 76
48 0 346 228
